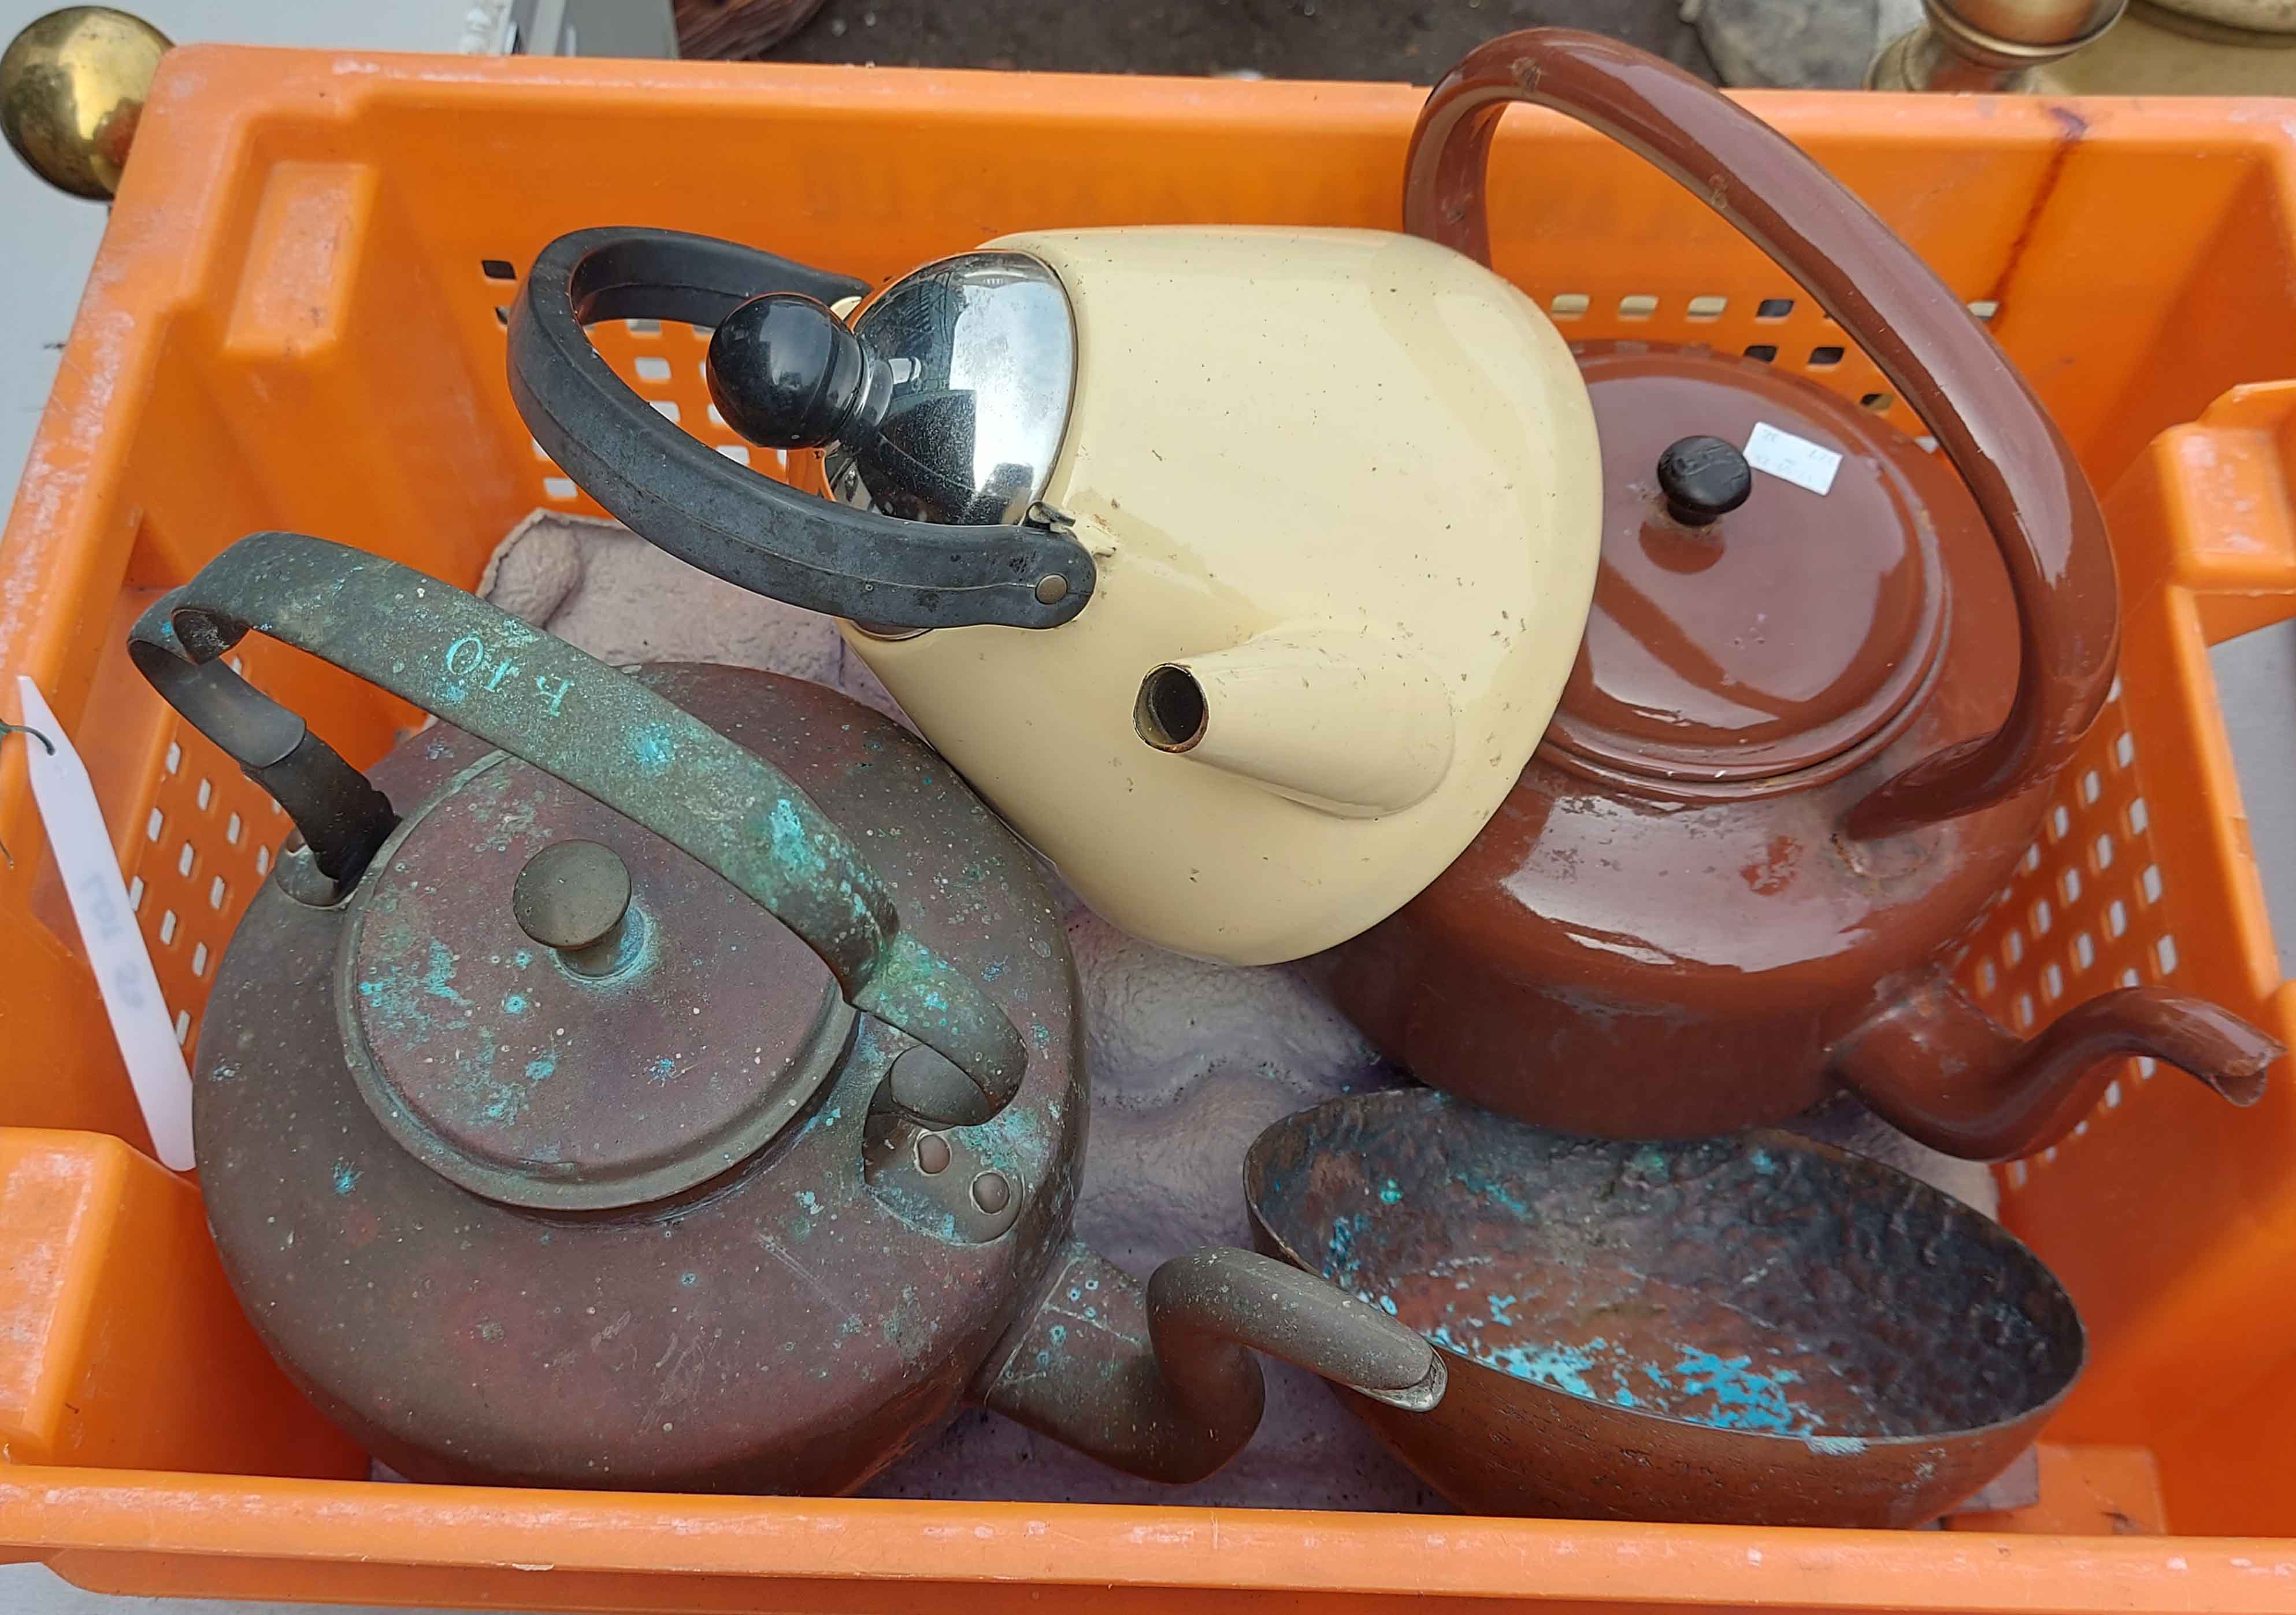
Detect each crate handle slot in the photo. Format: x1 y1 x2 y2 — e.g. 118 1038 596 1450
124 532 1029 1128
1405 28 2119 842
506 226 1096 633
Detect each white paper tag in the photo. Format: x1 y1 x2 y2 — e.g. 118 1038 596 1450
1744 421 1843 497
16 676 195 1170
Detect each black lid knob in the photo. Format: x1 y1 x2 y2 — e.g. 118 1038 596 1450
1656 435 1753 527
706 292 884 451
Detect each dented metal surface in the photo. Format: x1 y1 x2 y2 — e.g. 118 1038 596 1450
1247 1090 2085 1527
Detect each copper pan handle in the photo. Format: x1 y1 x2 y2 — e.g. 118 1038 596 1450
1405 29 2117 837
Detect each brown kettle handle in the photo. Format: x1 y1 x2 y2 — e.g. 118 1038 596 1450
1405 29 2119 837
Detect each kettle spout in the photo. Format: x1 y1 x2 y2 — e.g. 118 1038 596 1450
1833 972 2282 1162
1134 629 1456 817
977 1243 1443 1484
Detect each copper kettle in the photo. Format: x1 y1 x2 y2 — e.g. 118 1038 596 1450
1315 30 2282 1161
133 534 1441 1492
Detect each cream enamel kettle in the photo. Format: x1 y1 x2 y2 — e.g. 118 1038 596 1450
507 225 1600 965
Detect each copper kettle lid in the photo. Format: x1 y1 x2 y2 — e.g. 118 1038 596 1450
1545 342 1978 794
346 754 850 1213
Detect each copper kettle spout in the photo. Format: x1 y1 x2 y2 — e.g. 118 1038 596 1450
1833 973 2282 1161
978 1243 1445 1483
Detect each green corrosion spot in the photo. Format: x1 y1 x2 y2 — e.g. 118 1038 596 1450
631 721 677 777
1453 1166 1529 1217
423 941 468 1008
1326 1212 1372 1279
502 992 529 1016
1429 1329 1609 1401
525 1057 556 1081
767 798 826 877
330 1161 361 1195
1670 1347 1815 1435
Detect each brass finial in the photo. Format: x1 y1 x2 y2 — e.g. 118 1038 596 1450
1 8 172 199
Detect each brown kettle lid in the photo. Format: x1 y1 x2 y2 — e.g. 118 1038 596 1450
1545 342 1969 794
345 755 850 1212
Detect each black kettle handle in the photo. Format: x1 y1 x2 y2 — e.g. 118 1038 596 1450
127 532 1029 1124
506 227 1096 632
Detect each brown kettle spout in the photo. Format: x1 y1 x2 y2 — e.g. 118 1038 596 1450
977 1242 1444 1484
1832 972 2282 1162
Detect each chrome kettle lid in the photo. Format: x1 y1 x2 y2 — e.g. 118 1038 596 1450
515 227 1097 632
827 250 1076 527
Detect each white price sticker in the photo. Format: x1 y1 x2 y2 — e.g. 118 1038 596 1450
16 675 195 1169
1744 421 1842 497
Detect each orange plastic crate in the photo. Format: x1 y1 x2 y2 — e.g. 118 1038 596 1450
4 42 2296 1612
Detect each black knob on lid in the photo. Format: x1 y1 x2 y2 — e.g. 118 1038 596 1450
706 292 884 451
1656 435 1753 527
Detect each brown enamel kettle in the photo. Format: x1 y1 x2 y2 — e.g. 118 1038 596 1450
133 533 1440 1493
1315 30 2282 1161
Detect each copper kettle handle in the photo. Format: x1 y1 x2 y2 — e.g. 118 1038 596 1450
978 1243 1444 1482
1405 29 2119 837
127 532 1029 1126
